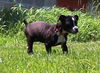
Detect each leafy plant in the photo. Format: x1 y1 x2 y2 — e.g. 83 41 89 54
0 5 100 42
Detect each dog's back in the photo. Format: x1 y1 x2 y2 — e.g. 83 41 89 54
24 21 56 43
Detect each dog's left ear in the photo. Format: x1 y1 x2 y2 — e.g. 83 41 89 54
74 15 79 20
58 15 66 22
57 15 66 28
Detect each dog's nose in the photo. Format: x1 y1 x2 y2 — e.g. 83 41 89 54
75 28 78 32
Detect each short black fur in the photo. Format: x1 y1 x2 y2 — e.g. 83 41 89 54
24 15 79 54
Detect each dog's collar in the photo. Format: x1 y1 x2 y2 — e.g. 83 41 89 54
62 30 69 34
55 28 61 33
55 28 69 35
55 27 62 35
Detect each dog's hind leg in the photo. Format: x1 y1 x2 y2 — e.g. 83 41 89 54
27 37 34 54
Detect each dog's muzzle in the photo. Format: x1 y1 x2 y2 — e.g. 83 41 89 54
72 26 78 34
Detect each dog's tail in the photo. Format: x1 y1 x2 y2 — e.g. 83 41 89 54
23 19 28 26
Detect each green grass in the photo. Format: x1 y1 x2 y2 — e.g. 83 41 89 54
0 36 100 73
0 5 100 73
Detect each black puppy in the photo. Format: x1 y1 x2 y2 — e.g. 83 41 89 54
24 15 79 54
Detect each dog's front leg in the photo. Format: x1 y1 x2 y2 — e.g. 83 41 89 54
45 44 51 54
61 42 68 53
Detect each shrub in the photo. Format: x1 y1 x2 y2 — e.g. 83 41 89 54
0 5 100 42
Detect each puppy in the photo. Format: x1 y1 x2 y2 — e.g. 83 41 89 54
23 15 79 54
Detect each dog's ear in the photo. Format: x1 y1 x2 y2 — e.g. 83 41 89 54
58 15 66 22
74 15 79 20
57 15 66 28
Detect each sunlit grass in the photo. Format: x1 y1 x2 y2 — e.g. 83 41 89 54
0 36 100 73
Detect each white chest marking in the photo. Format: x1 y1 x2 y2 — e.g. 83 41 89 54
57 35 66 44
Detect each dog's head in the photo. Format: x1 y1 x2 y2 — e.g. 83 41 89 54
57 15 79 34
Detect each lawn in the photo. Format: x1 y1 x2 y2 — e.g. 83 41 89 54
0 36 100 73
